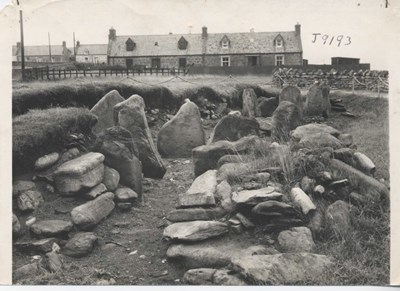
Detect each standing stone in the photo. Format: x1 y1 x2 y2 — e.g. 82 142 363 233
271 101 301 142
34 152 60 171
178 170 217 207
17 190 44 212
304 83 331 117
277 226 315 252
13 213 21 235
192 135 263 177
102 166 120 191
13 180 35 197
90 90 125 135
114 95 166 178
258 97 278 117
242 88 259 117
290 188 316 215
30 220 73 237
53 152 105 196
279 85 303 117
207 115 259 144
163 221 229 242
71 192 115 230
182 268 215 285
157 100 205 158
94 126 142 197
325 200 351 235
63 232 98 257
230 253 332 284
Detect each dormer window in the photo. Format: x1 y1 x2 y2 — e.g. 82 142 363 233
154 42 158 46
276 39 283 47
178 36 188 50
220 35 230 49
126 38 135 51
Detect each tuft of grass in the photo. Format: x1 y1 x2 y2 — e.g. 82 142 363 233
13 107 97 175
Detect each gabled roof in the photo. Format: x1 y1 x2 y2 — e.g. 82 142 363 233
108 30 302 57
76 44 108 55
12 45 66 56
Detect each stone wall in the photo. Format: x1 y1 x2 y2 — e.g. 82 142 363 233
273 68 389 92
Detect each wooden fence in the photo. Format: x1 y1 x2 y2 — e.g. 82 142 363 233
22 66 188 80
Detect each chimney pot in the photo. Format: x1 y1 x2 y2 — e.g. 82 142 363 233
295 23 301 36
202 26 208 38
109 27 116 41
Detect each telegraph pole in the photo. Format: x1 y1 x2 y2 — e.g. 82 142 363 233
73 32 76 56
19 10 25 80
48 32 52 62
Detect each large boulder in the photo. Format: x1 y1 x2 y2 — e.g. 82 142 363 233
325 200 352 235
163 221 229 242
94 126 142 197
183 268 215 285
354 152 376 175
157 100 205 158
207 115 259 144
90 90 125 135
271 101 302 142
258 97 278 117
17 190 43 212
192 135 263 177
304 83 331 117
34 152 60 171
30 220 73 237
230 253 332 284
178 170 217 207
13 180 35 197
242 88 260 117
291 123 340 141
297 133 344 149
114 95 166 178
71 192 115 230
63 232 98 257
279 85 303 117
53 152 105 196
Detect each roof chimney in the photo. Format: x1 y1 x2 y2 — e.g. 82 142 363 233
109 27 116 41
76 40 80 48
295 23 301 37
202 26 208 38
62 41 66 48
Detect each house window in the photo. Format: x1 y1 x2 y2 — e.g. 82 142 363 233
275 55 284 66
179 58 187 68
126 38 135 51
221 56 230 67
222 41 229 49
85 57 89 62
151 58 161 68
276 39 283 47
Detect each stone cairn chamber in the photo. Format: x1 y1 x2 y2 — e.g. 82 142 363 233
12 83 389 285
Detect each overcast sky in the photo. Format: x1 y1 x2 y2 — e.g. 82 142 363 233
2 0 400 69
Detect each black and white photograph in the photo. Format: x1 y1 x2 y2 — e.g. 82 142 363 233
1 0 399 286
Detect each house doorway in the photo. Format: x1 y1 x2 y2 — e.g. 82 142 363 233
151 58 161 68
247 56 258 66
126 59 133 68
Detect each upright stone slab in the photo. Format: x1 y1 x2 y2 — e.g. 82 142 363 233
114 95 166 178
304 83 331 117
242 88 260 117
157 100 205 158
71 192 115 230
53 152 105 196
271 101 302 142
178 170 217 207
192 135 263 177
90 90 125 135
94 126 142 197
279 85 303 117
207 115 260 144
258 97 278 117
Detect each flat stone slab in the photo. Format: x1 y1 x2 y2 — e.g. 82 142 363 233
14 238 58 254
231 187 282 205
115 187 138 202
163 221 228 242
30 220 73 237
291 123 339 140
178 170 217 207
167 208 227 222
167 239 279 269
84 183 107 200
251 200 298 217
53 152 105 196
230 253 333 284
71 192 115 230
63 232 98 257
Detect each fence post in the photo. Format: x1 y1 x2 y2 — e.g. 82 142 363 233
58 69 61 79
352 77 355 94
83 68 86 77
46 66 50 80
64 69 66 78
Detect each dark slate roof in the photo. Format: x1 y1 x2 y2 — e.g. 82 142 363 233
108 30 302 57
12 45 66 56
76 44 108 55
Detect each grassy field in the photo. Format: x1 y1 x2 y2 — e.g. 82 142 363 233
12 76 390 285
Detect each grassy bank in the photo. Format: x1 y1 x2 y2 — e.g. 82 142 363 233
12 75 277 116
